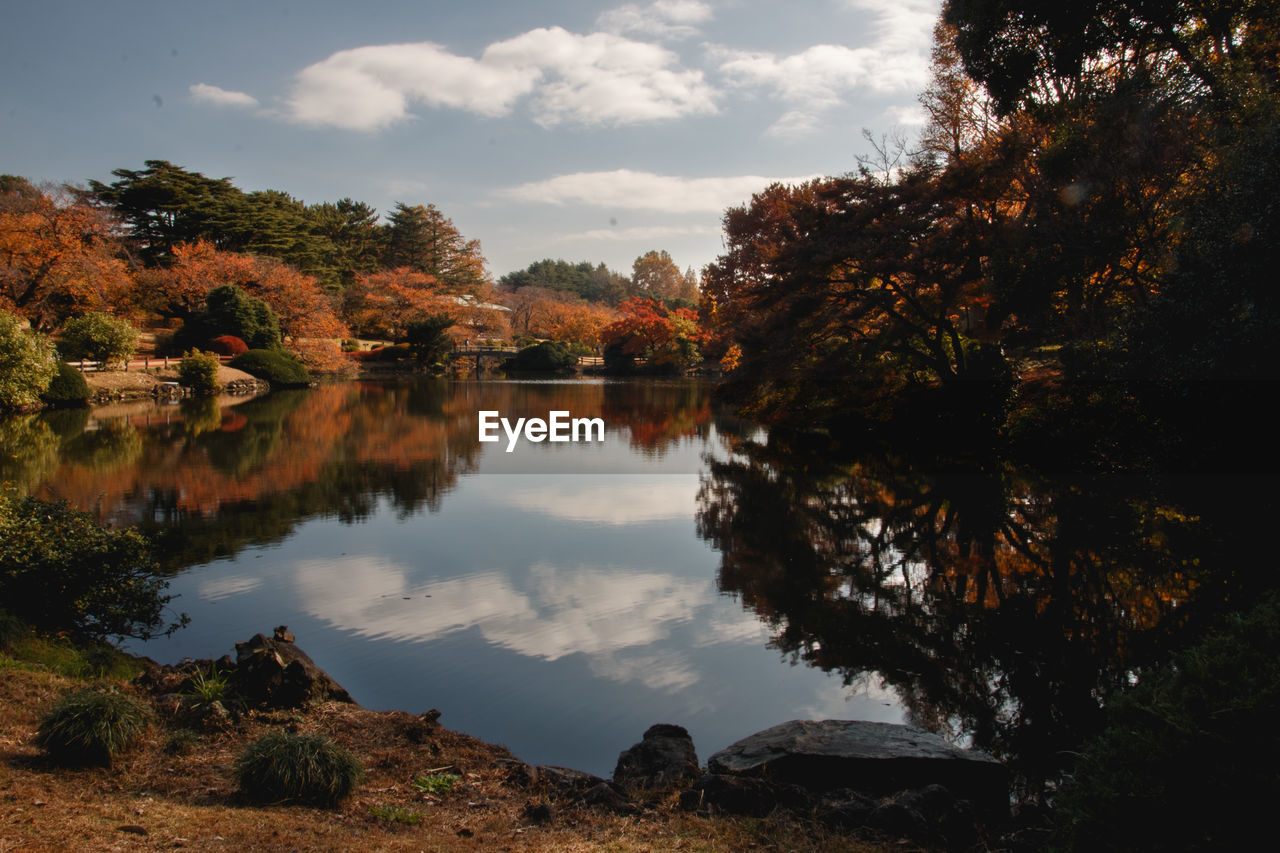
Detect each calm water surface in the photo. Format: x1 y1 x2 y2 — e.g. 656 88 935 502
2 379 902 775
6 376 1270 790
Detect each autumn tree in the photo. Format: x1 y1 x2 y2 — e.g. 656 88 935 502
631 250 698 303
0 179 133 331
602 297 704 372
345 268 449 339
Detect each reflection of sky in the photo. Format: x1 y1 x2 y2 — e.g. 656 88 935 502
134 435 904 776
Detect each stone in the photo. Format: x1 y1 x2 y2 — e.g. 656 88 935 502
706 720 1007 810
232 632 354 708
678 773 808 817
580 782 639 815
533 765 609 797
613 723 701 791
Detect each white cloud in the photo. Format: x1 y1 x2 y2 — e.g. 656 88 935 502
282 27 715 131
483 27 716 126
597 0 713 39
197 574 262 601
285 42 537 130
716 0 940 135
189 83 259 108
292 556 715 692
500 169 817 213
494 479 696 524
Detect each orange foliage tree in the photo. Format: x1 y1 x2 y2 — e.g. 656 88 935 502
345 267 452 339
0 180 133 331
151 239 348 370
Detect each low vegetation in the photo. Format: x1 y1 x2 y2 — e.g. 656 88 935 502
39 360 89 407
235 731 364 807
230 348 310 386
1054 595 1280 851
0 494 185 641
33 688 149 765
177 348 223 395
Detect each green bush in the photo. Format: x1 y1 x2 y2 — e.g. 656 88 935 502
57 312 138 368
40 361 90 407
1054 595 1280 850
0 494 186 641
236 731 363 807
509 340 576 372
178 349 223 395
229 348 310 386
0 310 56 411
174 285 281 352
33 689 149 765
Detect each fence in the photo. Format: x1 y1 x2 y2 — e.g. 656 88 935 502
73 354 234 373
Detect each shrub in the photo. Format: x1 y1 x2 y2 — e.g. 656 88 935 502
229 348 310 386
1054 595 1280 850
174 285 281 352
208 335 249 357
236 731 363 807
509 340 576 372
57 312 138 368
40 361 90 407
0 493 186 641
178 349 222 395
0 310 56 411
33 689 149 765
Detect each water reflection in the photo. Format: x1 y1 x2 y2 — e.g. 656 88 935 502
3 379 886 775
696 433 1221 795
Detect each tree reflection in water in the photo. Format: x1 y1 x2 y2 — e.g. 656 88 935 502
696 432 1214 798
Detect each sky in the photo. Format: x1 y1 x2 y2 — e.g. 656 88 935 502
1 0 942 279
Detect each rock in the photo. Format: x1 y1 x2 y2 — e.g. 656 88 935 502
232 632 354 708
497 759 539 788
818 789 879 830
613 723 701 791
272 625 295 643
678 773 808 817
706 720 1007 811
534 765 609 797
580 782 639 815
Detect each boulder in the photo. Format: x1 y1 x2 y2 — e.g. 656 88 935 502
613 723 701 791
679 773 809 817
232 632 354 708
707 719 1007 811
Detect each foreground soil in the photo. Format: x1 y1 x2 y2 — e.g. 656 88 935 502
0 663 886 853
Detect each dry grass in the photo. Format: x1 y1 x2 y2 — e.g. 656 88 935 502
0 665 888 853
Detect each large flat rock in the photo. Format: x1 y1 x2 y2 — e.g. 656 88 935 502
707 719 1006 807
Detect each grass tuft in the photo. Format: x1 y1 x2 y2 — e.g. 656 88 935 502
33 689 150 765
235 731 363 807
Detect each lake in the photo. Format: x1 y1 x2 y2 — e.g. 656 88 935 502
4 376 1269 791
0 378 903 776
